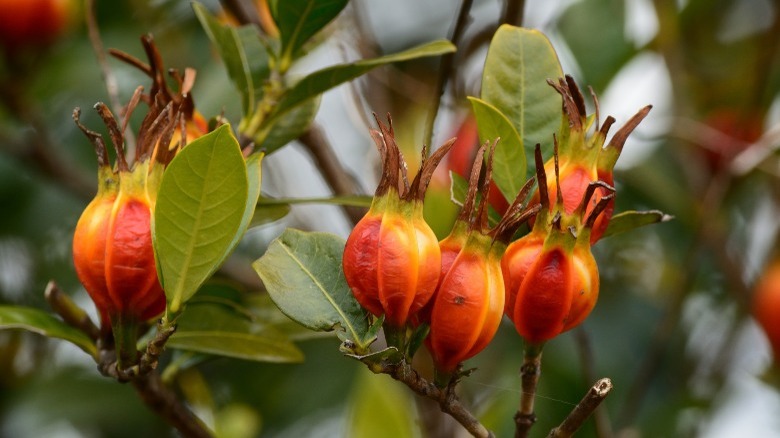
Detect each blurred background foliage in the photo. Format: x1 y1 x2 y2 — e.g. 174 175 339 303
1 0 780 437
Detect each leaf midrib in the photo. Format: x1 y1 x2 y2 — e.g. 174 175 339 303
278 239 361 343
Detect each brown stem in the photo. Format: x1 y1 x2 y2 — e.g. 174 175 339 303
515 344 543 438
502 0 525 27
298 123 366 225
547 378 613 438
375 359 492 437
132 371 213 438
44 281 100 342
574 328 613 438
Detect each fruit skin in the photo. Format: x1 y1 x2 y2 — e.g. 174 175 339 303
72 36 208 330
529 76 651 244
753 261 780 362
0 0 75 51
424 141 537 372
502 144 609 344
343 116 454 328
428 235 506 372
502 228 599 343
72 164 164 326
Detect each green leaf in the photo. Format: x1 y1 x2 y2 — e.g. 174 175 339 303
271 0 350 68
468 97 526 202
481 25 562 176
251 203 292 227
168 302 303 363
603 210 672 238
252 229 373 350
227 153 264 250
0 306 96 358
154 124 249 313
193 2 270 115
264 39 456 126
259 95 321 153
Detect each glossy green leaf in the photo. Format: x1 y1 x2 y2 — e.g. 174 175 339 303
168 302 303 363
271 0 349 68
264 39 456 125
227 153 264 250
193 2 270 115
481 25 562 176
0 306 96 358
603 210 672 238
259 95 321 153
251 203 292 227
252 229 373 350
468 96 526 202
154 125 249 313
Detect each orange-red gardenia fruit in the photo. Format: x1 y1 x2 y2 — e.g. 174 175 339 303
425 141 537 373
529 76 651 244
503 144 613 344
343 115 454 328
0 0 75 51
753 261 780 363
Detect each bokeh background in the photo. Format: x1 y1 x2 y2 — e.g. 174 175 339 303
1 0 780 436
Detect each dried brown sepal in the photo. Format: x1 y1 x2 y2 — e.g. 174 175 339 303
574 180 614 217
409 136 455 202
534 144 549 210
547 77 583 131
474 138 499 230
606 105 652 153
122 86 145 136
565 74 587 120
370 113 401 197
73 108 110 168
598 115 616 140
553 135 563 210
585 193 616 229
94 102 127 172
457 141 488 223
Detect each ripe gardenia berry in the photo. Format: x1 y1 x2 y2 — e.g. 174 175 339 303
425 141 539 373
530 76 651 244
0 0 75 51
753 261 780 363
343 115 455 328
72 38 206 333
503 145 614 344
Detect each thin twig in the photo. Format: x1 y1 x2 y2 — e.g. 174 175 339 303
132 371 213 438
423 0 474 149
574 328 613 438
515 343 543 438
44 281 100 341
383 359 492 438
299 123 366 225
501 0 525 27
547 378 613 438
